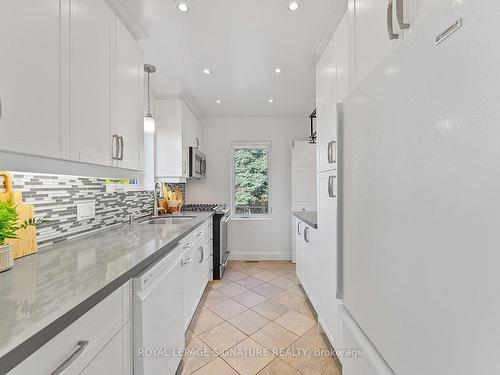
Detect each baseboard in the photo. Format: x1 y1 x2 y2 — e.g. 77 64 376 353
229 251 291 261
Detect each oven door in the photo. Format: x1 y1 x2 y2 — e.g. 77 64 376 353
219 214 230 276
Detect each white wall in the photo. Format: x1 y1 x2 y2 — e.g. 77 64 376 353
187 117 309 260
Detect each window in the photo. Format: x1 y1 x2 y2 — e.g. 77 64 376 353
231 142 272 218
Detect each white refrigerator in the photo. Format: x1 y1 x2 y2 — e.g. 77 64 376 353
340 0 500 374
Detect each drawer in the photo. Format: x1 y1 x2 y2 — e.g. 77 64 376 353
10 287 123 375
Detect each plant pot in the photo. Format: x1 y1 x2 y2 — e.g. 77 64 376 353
0 243 14 272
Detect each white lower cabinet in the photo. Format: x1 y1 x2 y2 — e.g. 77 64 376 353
295 219 319 310
182 220 212 329
10 283 131 375
317 172 342 350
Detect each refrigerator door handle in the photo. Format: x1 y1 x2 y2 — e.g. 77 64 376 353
387 0 399 40
396 0 410 29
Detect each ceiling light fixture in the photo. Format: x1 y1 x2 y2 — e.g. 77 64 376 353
268 98 274 103
216 100 222 104
274 67 282 74
144 64 157 134
176 1 190 13
287 1 301 11
203 68 211 75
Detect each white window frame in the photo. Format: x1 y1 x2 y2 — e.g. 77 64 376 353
230 141 272 220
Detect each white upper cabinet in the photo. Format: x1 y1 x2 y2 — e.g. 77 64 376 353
352 0 401 86
404 0 441 33
316 11 349 173
0 0 63 159
291 141 317 212
0 0 144 172
155 99 202 180
113 19 144 171
70 0 113 167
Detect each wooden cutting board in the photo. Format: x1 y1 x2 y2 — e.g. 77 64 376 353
0 171 37 259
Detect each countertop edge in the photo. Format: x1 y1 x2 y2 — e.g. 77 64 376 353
0 213 214 374
292 211 318 229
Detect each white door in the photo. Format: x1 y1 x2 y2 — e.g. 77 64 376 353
294 218 304 275
404 0 441 33
70 0 113 166
302 225 318 309
335 13 351 103
0 1 62 159
80 331 124 375
182 244 198 328
291 141 317 212
114 19 144 171
353 0 400 86
316 34 337 173
317 171 341 349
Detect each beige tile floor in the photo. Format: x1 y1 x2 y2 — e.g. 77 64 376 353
178 261 341 375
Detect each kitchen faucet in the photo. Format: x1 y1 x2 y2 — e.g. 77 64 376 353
153 181 165 217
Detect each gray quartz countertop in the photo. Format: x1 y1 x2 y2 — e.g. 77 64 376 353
0 212 213 373
292 211 318 229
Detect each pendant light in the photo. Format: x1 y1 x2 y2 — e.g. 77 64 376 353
144 64 157 134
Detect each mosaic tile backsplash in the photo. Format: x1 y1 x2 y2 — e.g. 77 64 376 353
3 173 157 247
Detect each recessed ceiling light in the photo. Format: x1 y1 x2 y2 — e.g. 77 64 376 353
274 67 282 74
287 1 300 11
203 68 211 75
176 1 190 13
216 99 222 104
268 98 274 103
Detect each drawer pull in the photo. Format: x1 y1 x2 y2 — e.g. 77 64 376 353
51 340 89 375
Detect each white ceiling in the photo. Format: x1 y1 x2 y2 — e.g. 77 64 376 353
116 0 341 118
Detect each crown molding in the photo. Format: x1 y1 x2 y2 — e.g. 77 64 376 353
105 0 149 41
313 0 348 59
155 89 205 122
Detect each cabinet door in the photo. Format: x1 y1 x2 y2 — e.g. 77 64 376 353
114 19 144 171
335 12 351 103
354 0 399 86
80 330 124 375
295 219 305 283
181 103 202 177
182 245 198 328
404 0 440 32
303 225 318 309
0 0 62 159
316 35 337 173
291 142 317 212
70 0 113 166
317 171 341 349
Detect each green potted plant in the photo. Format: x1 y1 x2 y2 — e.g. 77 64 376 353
0 198 41 272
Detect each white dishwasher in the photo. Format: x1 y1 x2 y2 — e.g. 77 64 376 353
133 245 184 375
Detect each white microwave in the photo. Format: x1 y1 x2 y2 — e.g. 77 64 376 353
189 147 206 179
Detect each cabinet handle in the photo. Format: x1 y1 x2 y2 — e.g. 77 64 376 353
183 243 191 250
51 340 89 375
297 222 302 235
328 175 337 198
387 0 399 40
304 227 310 243
396 0 409 29
199 246 204 263
181 257 192 266
327 141 332 163
118 136 124 160
112 135 120 160
182 161 187 174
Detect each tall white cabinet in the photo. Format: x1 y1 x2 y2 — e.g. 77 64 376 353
315 10 350 351
0 0 144 172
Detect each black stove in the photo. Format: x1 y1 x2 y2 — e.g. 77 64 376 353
182 203 231 279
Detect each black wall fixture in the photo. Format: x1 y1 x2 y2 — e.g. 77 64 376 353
309 109 317 144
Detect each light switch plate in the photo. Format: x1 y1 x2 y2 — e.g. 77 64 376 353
77 201 96 221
